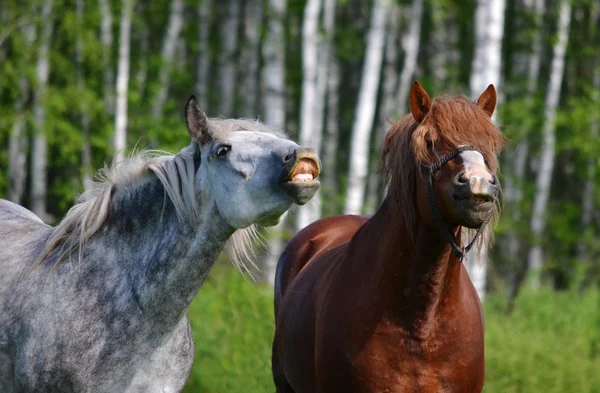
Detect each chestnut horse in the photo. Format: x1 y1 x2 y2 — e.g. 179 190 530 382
272 81 507 393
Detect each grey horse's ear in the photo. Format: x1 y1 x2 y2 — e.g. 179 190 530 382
185 95 211 144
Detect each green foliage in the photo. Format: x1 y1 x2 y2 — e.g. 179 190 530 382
183 267 600 393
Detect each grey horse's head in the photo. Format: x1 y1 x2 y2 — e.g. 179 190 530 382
185 96 321 228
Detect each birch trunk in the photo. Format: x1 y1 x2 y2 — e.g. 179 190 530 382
151 0 184 120
365 4 400 212
135 23 149 99
98 0 114 115
344 0 389 215
577 59 600 261
241 0 263 117
76 0 92 187
196 0 212 110
8 25 36 204
527 0 571 289
30 0 55 222
262 0 288 284
296 0 331 231
467 0 506 301
218 0 241 117
505 0 546 313
322 57 340 217
394 0 423 116
114 0 135 163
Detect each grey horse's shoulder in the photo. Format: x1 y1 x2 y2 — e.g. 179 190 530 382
0 199 48 227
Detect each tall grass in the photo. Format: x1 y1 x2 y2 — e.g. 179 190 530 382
183 265 600 393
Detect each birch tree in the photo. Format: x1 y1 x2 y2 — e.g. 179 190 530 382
151 0 184 121
506 0 546 312
114 0 135 163
466 0 506 300
98 0 113 115
76 0 92 186
219 0 241 117
8 24 35 204
262 0 288 284
365 4 400 211
30 0 55 221
321 57 340 217
241 0 263 117
196 0 212 110
296 0 336 230
527 0 571 289
344 0 389 215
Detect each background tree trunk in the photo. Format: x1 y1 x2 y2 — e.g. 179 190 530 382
30 0 55 222
98 0 114 116
151 0 184 121
526 0 571 289
76 0 92 187
466 0 506 301
218 0 241 117
8 24 35 204
196 0 212 111
344 0 388 215
114 0 135 163
262 0 288 284
240 0 263 118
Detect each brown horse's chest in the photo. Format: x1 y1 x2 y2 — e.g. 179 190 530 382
347 316 485 393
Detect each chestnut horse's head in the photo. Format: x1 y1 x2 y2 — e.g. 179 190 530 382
382 81 507 254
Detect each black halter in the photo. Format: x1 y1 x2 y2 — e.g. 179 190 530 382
422 145 493 263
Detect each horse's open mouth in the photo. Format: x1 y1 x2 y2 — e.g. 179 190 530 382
287 158 320 183
280 154 321 205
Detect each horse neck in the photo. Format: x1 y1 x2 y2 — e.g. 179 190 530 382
365 197 465 337
98 173 233 327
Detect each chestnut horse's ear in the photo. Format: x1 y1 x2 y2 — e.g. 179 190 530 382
476 84 497 117
185 95 212 144
409 80 431 123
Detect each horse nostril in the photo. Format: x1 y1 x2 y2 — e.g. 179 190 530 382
455 172 468 184
283 152 294 164
490 175 497 185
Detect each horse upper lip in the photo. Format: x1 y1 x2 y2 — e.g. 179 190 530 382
285 154 321 183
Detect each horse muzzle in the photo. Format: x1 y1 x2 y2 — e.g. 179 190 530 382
452 171 499 227
279 147 321 205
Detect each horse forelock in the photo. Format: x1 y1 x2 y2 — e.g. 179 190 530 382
381 95 506 254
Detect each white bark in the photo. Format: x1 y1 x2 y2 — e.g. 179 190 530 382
98 0 114 115
322 57 340 216
527 0 571 288
467 0 506 300
8 24 36 204
151 0 184 120
135 24 149 99
196 0 212 111
344 0 389 215
366 4 401 211
114 0 134 163
262 0 288 285
394 0 423 114
218 0 241 117
296 0 335 230
30 0 55 222
505 0 545 264
241 0 263 117
76 0 92 187
577 33 600 260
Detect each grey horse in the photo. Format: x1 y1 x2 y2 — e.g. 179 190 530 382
0 97 321 393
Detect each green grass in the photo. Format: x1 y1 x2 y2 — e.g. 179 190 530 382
183 265 600 393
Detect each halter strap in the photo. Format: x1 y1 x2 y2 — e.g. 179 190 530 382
423 145 492 262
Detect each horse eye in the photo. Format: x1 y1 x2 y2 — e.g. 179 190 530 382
216 145 231 157
426 140 434 150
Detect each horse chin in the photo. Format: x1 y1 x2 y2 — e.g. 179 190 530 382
453 199 494 229
279 180 321 205
257 211 286 227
